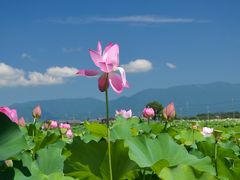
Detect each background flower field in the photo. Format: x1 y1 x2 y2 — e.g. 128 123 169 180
1 109 240 179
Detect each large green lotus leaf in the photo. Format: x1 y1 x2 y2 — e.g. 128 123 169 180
64 137 106 179
175 129 204 146
215 158 238 180
219 141 240 156
158 164 217 180
182 155 214 174
14 168 74 180
85 122 107 139
197 141 240 179
110 118 134 141
135 122 151 134
125 133 214 175
64 137 137 180
231 159 240 177
32 131 61 154
36 143 66 175
197 141 237 159
100 140 137 180
81 132 102 143
197 140 240 160
150 123 164 134
196 141 214 158
151 160 170 173
125 135 164 167
0 113 27 160
14 142 67 179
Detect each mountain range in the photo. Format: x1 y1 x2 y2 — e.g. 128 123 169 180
10 82 240 121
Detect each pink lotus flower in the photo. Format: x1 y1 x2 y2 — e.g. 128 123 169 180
32 105 41 120
50 120 58 129
142 107 155 119
18 117 25 127
115 109 132 119
163 102 176 120
0 106 18 124
0 106 26 127
201 127 214 137
77 41 129 93
66 129 73 138
59 123 71 129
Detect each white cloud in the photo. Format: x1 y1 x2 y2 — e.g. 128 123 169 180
94 16 195 23
21 52 32 60
62 47 81 53
0 62 78 87
26 72 63 86
166 62 177 69
0 63 27 86
122 59 152 73
50 15 209 25
46 66 78 78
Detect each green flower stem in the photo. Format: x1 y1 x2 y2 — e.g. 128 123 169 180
107 128 113 180
105 85 110 128
33 119 36 138
214 140 218 177
143 169 146 180
147 118 150 125
192 129 195 143
105 77 113 180
163 121 168 132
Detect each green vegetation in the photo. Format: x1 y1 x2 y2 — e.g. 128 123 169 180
1 113 240 179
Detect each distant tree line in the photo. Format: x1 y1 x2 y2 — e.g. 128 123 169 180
179 111 240 120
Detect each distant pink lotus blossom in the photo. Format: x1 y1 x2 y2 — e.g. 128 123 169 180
18 117 25 127
50 120 58 128
32 105 41 120
59 123 71 129
142 107 155 119
0 106 18 124
115 109 132 119
201 127 214 137
163 102 176 120
77 41 129 93
66 129 73 138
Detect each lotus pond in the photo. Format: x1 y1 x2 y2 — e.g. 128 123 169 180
1 113 240 180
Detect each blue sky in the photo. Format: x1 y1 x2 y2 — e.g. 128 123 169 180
0 0 240 105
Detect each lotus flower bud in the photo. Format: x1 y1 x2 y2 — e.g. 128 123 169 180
201 127 214 137
115 109 132 119
18 117 25 127
59 123 71 134
5 160 13 167
32 105 41 120
50 120 58 129
59 123 71 129
163 102 176 120
66 129 73 138
191 122 198 130
142 107 155 119
213 129 223 141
